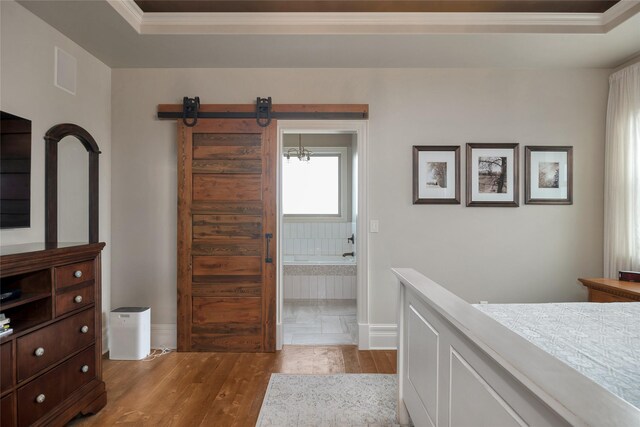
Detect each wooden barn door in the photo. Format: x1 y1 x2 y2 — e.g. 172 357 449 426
177 119 276 352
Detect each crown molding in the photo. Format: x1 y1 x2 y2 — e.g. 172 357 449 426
602 0 640 31
140 12 606 35
106 0 143 33
613 51 640 72
107 0 640 35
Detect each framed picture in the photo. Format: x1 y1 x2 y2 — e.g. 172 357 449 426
466 143 519 207
413 145 460 204
525 146 573 205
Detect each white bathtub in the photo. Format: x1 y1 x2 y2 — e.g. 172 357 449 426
283 255 356 265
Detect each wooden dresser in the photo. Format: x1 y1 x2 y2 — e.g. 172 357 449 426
579 278 640 302
0 242 106 427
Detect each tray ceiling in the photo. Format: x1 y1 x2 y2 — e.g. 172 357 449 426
133 1 620 14
12 0 640 68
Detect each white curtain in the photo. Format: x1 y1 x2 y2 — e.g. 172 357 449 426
604 63 640 277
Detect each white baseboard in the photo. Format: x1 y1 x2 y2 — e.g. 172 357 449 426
155 322 396 351
276 322 283 350
358 322 370 350
357 323 398 350
151 323 177 349
368 324 398 350
102 325 109 355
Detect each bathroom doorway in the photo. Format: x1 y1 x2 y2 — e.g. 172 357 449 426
276 121 368 349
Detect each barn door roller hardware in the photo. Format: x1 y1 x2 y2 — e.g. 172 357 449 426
158 97 369 125
182 96 200 127
256 97 272 127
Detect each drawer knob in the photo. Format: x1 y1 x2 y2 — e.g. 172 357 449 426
36 394 46 404
74 295 83 303
81 364 89 373
74 270 83 278
34 347 45 357
80 325 89 334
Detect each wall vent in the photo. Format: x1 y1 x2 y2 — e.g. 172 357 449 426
54 47 76 95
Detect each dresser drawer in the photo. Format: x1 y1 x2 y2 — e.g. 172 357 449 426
17 345 95 427
55 284 95 317
1 341 13 393
55 260 95 290
589 289 634 303
1 393 15 427
16 309 94 382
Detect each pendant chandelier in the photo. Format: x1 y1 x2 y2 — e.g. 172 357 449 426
284 134 312 162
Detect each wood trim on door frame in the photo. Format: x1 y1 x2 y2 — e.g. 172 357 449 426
261 120 277 351
176 122 193 350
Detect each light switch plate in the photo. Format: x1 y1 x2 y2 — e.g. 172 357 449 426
370 220 379 233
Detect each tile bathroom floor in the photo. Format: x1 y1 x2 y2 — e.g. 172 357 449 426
283 299 358 345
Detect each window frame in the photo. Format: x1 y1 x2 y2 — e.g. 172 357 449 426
282 146 349 222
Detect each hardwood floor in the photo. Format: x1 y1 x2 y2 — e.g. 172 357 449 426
70 346 397 426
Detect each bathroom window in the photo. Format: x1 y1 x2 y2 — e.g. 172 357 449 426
282 147 348 220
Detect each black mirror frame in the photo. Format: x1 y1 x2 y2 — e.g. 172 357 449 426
44 123 100 243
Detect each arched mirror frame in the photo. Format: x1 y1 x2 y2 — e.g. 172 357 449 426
45 123 100 243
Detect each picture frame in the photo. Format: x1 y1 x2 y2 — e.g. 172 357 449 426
413 145 460 204
525 146 573 205
466 143 519 207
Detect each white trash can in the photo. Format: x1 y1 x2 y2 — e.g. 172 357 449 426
110 307 150 360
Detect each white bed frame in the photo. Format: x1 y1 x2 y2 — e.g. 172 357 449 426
393 268 640 427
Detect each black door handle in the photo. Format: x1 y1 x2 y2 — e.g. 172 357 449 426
265 233 273 263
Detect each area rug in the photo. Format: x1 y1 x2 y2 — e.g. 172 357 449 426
256 374 404 427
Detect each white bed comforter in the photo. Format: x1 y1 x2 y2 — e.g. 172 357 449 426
474 302 640 408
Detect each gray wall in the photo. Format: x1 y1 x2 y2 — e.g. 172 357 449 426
0 1 112 346
111 68 608 326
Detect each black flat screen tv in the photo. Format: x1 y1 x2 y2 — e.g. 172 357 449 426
1 111 32 229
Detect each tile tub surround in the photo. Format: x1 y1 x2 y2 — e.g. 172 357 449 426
283 222 357 300
284 263 356 276
284 273 357 299
283 299 357 345
283 222 355 256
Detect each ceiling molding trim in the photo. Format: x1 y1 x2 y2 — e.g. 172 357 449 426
613 50 640 71
140 12 606 35
602 0 640 31
106 0 143 33
107 2 640 35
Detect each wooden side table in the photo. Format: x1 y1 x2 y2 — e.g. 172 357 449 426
579 278 640 302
